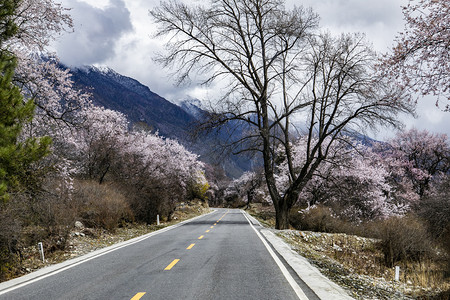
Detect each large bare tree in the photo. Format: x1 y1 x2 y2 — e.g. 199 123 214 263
151 0 414 229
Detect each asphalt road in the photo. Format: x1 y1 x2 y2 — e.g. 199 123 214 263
0 209 315 300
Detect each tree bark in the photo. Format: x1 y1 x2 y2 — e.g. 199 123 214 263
274 198 290 229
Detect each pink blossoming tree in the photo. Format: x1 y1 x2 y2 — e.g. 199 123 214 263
383 0 449 110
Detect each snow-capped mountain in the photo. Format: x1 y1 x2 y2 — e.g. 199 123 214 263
178 97 206 120
70 65 196 141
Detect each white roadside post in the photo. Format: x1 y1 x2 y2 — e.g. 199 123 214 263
157 214 160 225
38 242 45 263
395 266 400 281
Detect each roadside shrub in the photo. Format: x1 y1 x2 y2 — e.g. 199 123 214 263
417 176 450 275
374 215 434 267
0 203 22 281
289 205 355 234
224 193 244 208
418 177 450 239
73 181 133 232
0 189 72 277
6 181 76 254
229 199 247 208
132 196 158 224
187 171 210 201
34 188 77 251
443 226 450 277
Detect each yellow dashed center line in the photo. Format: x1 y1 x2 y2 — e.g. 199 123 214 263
131 292 146 300
186 243 195 250
164 259 180 270
210 226 214 229
217 210 229 222
198 235 204 239
214 223 217 225
205 229 210 233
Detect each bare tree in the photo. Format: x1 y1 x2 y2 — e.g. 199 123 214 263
151 0 414 229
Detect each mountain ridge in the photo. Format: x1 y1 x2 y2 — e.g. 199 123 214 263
69 65 196 140
67 65 252 178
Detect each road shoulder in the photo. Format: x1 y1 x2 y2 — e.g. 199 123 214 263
243 210 354 300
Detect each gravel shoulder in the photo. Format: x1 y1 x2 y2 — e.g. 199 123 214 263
276 230 416 299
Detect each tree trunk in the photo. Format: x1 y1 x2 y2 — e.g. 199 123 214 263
246 190 252 210
274 199 290 229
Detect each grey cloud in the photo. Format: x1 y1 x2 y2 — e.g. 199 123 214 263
56 0 133 66
290 0 404 52
298 0 403 28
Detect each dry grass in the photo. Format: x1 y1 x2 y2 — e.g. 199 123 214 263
248 203 276 227
73 180 134 231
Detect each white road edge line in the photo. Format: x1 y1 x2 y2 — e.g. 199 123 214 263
0 209 217 296
241 211 309 300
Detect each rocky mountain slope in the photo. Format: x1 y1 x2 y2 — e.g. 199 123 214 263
68 65 253 177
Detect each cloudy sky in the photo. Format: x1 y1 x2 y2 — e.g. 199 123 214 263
53 0 449 140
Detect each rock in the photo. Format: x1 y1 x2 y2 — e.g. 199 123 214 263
332 243 342 251
82 228 96 237
74 221 84 230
